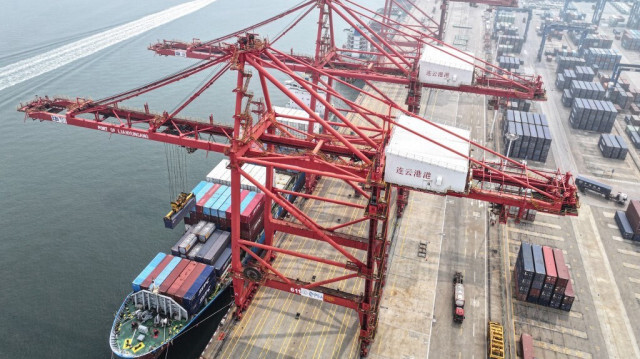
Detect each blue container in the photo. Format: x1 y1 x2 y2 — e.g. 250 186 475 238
191 181 209 199
531 244 546 289
183 265 216 314
132 253 166 292
214 246 232 277
154 257 183 288
209 187 230 218
204 185 229 216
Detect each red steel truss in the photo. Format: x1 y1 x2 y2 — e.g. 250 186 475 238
18 1 574 356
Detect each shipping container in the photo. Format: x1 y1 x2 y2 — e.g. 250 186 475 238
158 259 189 293
182 265 216 314
553 248 570 290
560 278 575 311
530 244 546 290
141 255 174 290
272 106 321 139
574 175 612 198
201 230 232 265
521 333 534 359
626 200 640 233
418 45 475 86
385 115 471 193
214 246 232 277
165 261 199 299
174 263 207 302
132 253 167 292
614 211 634 239
153 257 183 289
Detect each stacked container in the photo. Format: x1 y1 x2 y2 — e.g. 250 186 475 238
538 246 557 306
583 48 621 71
578 34 613 49
615 210 634 239
498 56 521 70
556 56 586 73
624 121 640 148
498 35 524 53
550 248 570 309
514 243 574 311
503 110 552 162
621 30 640 50
206 159 267 193
598 134 628 159
513 242 534 301
563 80 606 107
625 200 640 241
132 253 217 315
527 245 546 303
569 98 618 132
574 66 596 82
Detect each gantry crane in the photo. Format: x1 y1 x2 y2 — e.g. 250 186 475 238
18 0 577 356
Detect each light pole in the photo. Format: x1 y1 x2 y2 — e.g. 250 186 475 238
504 132 519 167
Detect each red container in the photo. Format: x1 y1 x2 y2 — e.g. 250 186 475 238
552 248 569 289
158 259 188 293
626 200 640 233
244 194 265 223
166 261 198 298
196 184 221 214
174 263 206 302
542 246 557 285
521 333 534 359
141 255 174 290
528 287 541 297
563 277 574 301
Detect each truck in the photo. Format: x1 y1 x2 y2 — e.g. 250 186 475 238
575 175 628 205
453 272 465 323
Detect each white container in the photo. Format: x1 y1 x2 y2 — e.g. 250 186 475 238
384 115 470 194
283 82 326 118
206 159 271 192
418 45 475 87
273 106 321 139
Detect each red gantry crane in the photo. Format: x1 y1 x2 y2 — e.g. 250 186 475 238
19 0 576 356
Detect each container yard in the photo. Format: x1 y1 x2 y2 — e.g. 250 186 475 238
7 0 640 358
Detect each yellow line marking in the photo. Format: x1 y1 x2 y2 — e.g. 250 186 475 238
534 340 593 359
514 318 588 339
250 181 342 359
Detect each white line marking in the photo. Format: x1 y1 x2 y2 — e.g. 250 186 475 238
618 249 640 257
624 263 640 271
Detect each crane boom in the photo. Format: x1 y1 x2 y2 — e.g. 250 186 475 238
17 1 576 355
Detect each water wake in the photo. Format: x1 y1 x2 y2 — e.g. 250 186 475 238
0 0 216 92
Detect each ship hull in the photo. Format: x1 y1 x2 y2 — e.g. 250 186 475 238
110 281 232 359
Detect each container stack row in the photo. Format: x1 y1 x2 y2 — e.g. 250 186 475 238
621 30 640 50
171 227 232 274
628 9 640 30
503 110 552 162
615 200 640 240
498 56 521 70
577 33 613 50
498 35 524 53
561 80 606 107
506 98 531 112
569 98 618 132
507 206 537 221
608 84 637 111
131 253 217 314
556 56 586 73
624 116 640 148
598 134 628 159
190 180 265 240
573 66 596 81
513 242 574 311
496 12 516 23
583 48 621 71
206 159 267 193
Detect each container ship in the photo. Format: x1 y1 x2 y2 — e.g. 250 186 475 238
109 160 304 359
